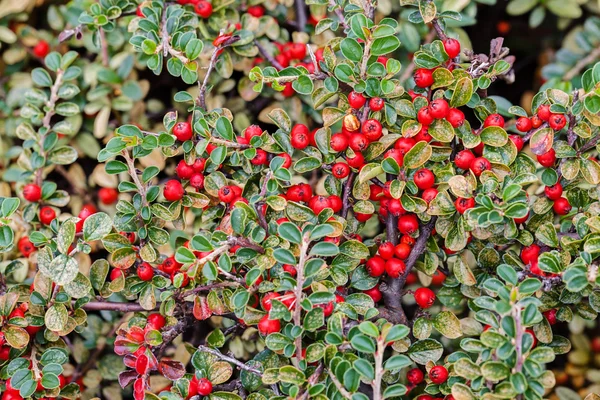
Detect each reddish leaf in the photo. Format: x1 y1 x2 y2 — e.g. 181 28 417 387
159 359 186 381
118 370 138 389
136 354 149 375
193 296 212 320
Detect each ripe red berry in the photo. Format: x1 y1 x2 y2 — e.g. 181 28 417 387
287 43 306 60
39 206 56 225
395 137 415 154
332 162 350 179
246 5 265 17
194 1 213 18
429 98 449 119
509 134 524 152
537 104 551 121
544 183 563 200
470 157 491 176
363 285 382 303
98 187 119 205
446 108 465 128
244 125 262 141
384 149 404 166
291 124 310 149
443 38 461 58
387 199 405 216
553 197 572 215
394 243 411 260
454 150 475 170
33 40 50 58
189 173 205 189
544 309 557 325
366 256 386 277
417 107 434 126
369 97 384 111
110 268 124 281
218 186 235 203
429 365 448 384
414 168 435 190
537 149 556 167
407 368 424 385
192 158 206 172
530 115 542 128
548 113 567 131
414 287 435 309
385 258 406 278
592 337 600 353
362 119 383 141
147 313 166 330
23 183 42 202
164 180 184 201
398 214 419 235
258 315 281 335
347 152 365 168
348 91 366 109
414 68 434 88
376 243 394 260
251 149 268 165
483 113 505 128
308 196 332 214
137 262 154 281
414 126 432 142
516 117 532 132
18 236 35 257
454 197 475 214
196 378 213 396
173 122 193 141
348 133 369 152
330 133 349 152
520 244 540 265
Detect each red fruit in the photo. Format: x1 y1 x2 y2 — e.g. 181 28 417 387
244 125 262 141
251 149 268 165
282 264 297 276
378 242 395 260
369 97 384 111
414 287 435 309
192 158 206 172
544 183 563 200
347 152 365 168
537 104 551 121
544 309 557 325
189 173 204 189
455 150 475 170
261 292 280 311
414 168 435 190
591 337 600 353
387 199 405 216
509 134 524 152
429 99 449 119
362 119 383 141
173 122 193 141
99 187 118 205
514 211 529 224
137 262 154 281
23 183 42 202
278 153 292 169
328 195 343 213
446 108 465 128
288 43 306 60
218 186 235 203
537 149 556 167
549 113 567 131
470 157 491 176
516 117 532 132
332 162 350 179
376 56 388 66
33 40 50 58
369 184 383 201
348 133 369 152
164 180 184 201
431 269 447 285
316 301 334 317
401 235 415 246
147 313 166 330
417 107 434 126
414 68 434 88
454 197 475 214
526 329 538 348
443 38 461 58
385 258 406 278
194 1 213 18
407 368 424 385
520 244 540 265
395 137 415 154
196 378 213 396
18 236 35 257
414 126 433 143
110 268 124 281
348 91 366 109
483 113 504 128
394 243 411 260
246 5 265 17
398 214 419 235
213 34 233 47
429 365 448 384
553 197 572 215
330 133 348 152
258 315 281 335
39 206 56 225
308 196 332 214
366 256 385 277
363 285 382 303
291 124 310 149
530 115 543 128
384 149 404 166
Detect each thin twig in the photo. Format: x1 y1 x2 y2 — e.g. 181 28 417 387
293 234 311 364
295 0 307 32
197 36 241 108
328 368 353 398
197 345 263 376
329 0 348 30
340 172 356 219
564 46 600 81
98 28 109 67
121 150 148 207
254 40 284 70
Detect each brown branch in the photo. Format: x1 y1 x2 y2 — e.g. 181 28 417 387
254 40 284 70
431 18 448 41
121 150 149 207
197 345 263 376
329 0 348 30
340 171 355 219
295 0 307 32
98 28 109 67
78 301 158 312
198 36 241 109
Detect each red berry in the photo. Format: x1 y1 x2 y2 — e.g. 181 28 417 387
455 150 475 170
194 1 213 18
189 173 205 189
18 237 35 257
378 242 395 260
544 309 557 325
39 206 56 225
316 301 334 317
98 187 119 205
387 199 405 216
454 197 475 214
348 91 366 109
308 195 332 214
407 368 424 385
394 243 411 260
287 43 306 60
110 268 124 281
414 126 432 143
196 378 213 396
347 152 365 168
470 157 491 176
291 124 310 149
414 168 435 190
366 256 385 277
544 183 563 200
530 115 543 128
362 119 383 141
282 264 297 276
443 38 461 58
246 5 265 17
363 285 382 303
244 125 262 141
520 244 540 265
384 149 404 166
414 287 435 309
173 122 193 141
250 149 268 165
516 117 532 132
278 153 292 169
330 133 348 152
591 337 600 353
537 104 551 121
33 40 50 58
332 162 350 179
147 313 166 330
537 149 556 167
261 292 280 311
417 107 434 126
164 180 184 201
192 158 206 172
483 113 504 128
401 235 415 246
428 365 448 384
446 108 465 128
548 113 567 131
395 137 415 154
369 97 384 111
258 315 281 335
414 68 434 88
23 183 42 202
398 214 419 235
429 99 449 119
137 262 154 281
348 133 369 152
553 197 572 215
385 258 406 278
218 186 235 203
509 134 524 152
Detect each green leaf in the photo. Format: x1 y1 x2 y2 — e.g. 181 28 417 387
340 38 363 62
451 77 473 107
277 222 302 244
83 212 113 241
408 339 444 364
371 36 401 56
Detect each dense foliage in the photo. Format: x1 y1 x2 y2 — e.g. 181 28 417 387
1 0 600 400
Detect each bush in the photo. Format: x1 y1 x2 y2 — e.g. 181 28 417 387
1 1 600 400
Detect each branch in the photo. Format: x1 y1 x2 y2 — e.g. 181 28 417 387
564 46 600 81
78 301 158 312
197 345 263 376
98 28 109 67
295 0 307 32
121 150 148 207
431 18 448 41
340 171 355 219
197 36 241 109
329 0 348 31
371 337 384 400
254 40 284 70
293 234 311 364
327 368 353 398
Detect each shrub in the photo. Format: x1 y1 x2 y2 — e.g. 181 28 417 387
1 1 600 400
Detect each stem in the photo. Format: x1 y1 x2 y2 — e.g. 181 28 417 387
79 301 158 312
328 0 348 30
579 134 600 154
564 46 600 81
340 171 355 219
295 0 307 32
513 305 524 373
293 234 311 364
359 40 372 79
197 36 240 109
197 345 263 376
431 18 447 41
371 337 384 400
253 171 273 232
327 368 353 398
121 150 148 207
180 281 240 298
36 69 64 186
98 28 109 67
210 137 250 149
